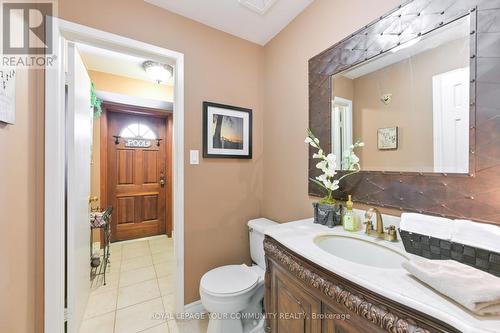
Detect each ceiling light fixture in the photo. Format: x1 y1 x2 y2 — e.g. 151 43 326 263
391 36 422 53
142 60 173 83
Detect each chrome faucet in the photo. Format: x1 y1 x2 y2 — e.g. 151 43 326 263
364 207 398 242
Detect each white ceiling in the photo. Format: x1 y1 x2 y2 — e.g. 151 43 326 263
144 0 313 45
76 43 174 85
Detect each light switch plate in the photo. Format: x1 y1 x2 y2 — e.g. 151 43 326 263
190 150 199 165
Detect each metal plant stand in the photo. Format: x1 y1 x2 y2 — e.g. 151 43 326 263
90 207 113 285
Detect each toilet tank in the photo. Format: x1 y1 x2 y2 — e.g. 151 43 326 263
248 218 277 269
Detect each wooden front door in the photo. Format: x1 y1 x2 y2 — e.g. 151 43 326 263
108 111 168 241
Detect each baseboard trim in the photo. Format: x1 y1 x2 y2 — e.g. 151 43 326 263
184 300 206 314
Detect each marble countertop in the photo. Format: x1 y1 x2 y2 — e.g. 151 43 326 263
265 218 500 333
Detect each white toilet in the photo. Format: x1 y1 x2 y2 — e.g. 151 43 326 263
200 218 277 333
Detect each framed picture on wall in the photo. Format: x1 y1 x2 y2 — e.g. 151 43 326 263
377 126 398 150
203 101 252 159
0 68 16 124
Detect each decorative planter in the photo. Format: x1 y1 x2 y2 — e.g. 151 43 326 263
312 202 342 228
91 257 101 268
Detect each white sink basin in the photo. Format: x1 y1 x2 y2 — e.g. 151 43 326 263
314 234 408 269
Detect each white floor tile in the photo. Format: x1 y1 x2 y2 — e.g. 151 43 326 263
90 277 119 296
119 266 157 287
121 255 153 272
149 243 169 255
82 235 179 333
115 298 166 333
79 311 115 333
162 295 175 314
152 251 174 264
158 276 175 296
122 246 151 260
140 323 170 333
117 279 161 309
84 289 118 319
155 262 175 278
123 240 150 250
167 318 209 333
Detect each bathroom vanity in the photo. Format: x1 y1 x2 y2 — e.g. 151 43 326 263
263 219 500 333
277 0 500 330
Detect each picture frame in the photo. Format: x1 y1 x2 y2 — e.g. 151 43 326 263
377 126 398 150
203 101 252 159
0 68 16 125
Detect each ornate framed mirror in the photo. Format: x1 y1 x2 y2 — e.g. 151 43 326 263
308 0 500 224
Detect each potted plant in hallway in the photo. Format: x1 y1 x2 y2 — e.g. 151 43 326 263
305 129 364 227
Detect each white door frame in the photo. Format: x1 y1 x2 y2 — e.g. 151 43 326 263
45 17 185 333
331 96 353 169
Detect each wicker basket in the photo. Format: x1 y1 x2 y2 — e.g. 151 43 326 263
399 229 500 278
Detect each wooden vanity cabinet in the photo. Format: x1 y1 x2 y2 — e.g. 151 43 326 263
272 264 321 333
264 236 460 333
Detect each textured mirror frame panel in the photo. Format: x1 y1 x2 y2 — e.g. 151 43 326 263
309 0 500 224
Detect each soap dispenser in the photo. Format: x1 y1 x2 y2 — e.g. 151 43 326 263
343 195 357 231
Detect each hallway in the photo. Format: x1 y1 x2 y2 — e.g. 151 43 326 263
79 236 208 333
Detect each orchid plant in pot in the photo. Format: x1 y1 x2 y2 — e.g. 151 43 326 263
305 129 364 227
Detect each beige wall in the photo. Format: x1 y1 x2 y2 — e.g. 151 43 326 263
262 0 402 222
347 38 469 172
88 70 174 102
332 76 354 101
0 69 44 332
1 1 422 330
58 0 264 304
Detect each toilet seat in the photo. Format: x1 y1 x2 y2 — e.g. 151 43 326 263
247 265 265 281
201 265 259 296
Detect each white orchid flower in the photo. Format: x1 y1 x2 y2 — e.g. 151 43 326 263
313 149 324 159
316 174 327 183
307 129 363 204
325 153 336 164
329 180 340 191
325 167 336 177
322 178 332 189
316 160 327 170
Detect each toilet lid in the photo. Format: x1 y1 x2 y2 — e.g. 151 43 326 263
201 265 259 295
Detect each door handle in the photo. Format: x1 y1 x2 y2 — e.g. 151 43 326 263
159 171 166 187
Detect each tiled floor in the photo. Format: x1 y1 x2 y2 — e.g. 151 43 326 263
79 235 208 333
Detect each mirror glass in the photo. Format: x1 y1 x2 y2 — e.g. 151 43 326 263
331 15 471 173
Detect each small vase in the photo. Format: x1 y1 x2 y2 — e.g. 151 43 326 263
313 202 342 228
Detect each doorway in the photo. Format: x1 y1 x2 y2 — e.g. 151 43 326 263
331 96 353 169
103 105 173 241
432 67 470 173
45 18 185 333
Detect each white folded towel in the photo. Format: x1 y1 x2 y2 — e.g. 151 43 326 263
400 213 453 240
452 219 500 253
402 259 500 315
